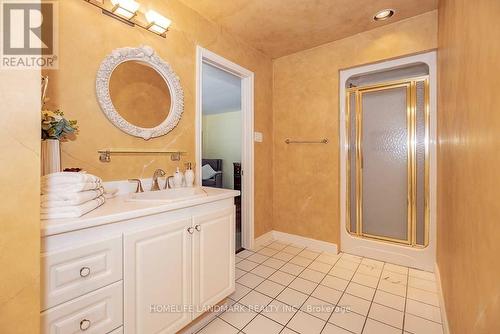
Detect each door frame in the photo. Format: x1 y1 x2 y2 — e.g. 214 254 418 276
339 51 437 271
195 46 255 250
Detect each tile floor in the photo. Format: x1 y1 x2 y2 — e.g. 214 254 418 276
196 240 444 334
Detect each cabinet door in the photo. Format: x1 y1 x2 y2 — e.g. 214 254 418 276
192 207 235 317
124 218 193 334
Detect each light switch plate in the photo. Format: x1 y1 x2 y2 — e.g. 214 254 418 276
254 132 263 142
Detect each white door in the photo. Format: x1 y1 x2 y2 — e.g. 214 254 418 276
192 207 235 318
124 218 193 334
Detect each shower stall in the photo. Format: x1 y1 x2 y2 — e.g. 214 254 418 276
339 52 437 271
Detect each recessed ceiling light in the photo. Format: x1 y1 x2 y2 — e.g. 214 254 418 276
374 9 395 21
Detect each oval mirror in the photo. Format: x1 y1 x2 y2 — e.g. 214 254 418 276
96 46 184 140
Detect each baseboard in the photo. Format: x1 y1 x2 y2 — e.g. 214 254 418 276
435 262 450 334
254 230 338 254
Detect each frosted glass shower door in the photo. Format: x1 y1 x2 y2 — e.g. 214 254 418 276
360 85 410 243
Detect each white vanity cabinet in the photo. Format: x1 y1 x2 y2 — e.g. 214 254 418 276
41 195 237 334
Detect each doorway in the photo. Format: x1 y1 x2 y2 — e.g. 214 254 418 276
196 46 255 252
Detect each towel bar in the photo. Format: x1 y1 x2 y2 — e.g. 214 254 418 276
284 138 329 144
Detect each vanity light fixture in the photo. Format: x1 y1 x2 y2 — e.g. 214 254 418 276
110 0 140 20
145 10 172 35
373 9 395 21
83 0 171 38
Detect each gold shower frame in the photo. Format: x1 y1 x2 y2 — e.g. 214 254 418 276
345 76 430 247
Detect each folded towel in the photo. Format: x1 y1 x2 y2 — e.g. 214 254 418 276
42 172 101 187
41 187 104 208
40 196 105 220
41 181 102 194
103 187 118 199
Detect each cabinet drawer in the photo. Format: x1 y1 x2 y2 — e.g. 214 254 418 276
108 326 123 334
41 281 123 334
42 236 122 310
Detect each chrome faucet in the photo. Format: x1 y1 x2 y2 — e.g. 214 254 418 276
151 169 166 191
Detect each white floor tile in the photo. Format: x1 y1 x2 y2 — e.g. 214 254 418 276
242 314 283 334
281 328 300 334
328 307 366 334
298 249 321 260
409 269 436 282
316 253 341 265
261 299 296 325
255 280 286 299
407 287 439 307
219 303 257 330
198 318 238 334
238 290 272 312
335 259 360 271
322 323 353 334
237 273 265 289
373 290 405 311
356 263 382 278
300 296 334 320
273 251 295 262
360 258 384 269
408 276 438 293
280 262 305 276
268 270 296 286
311 284 343 305
351 272 380 288
321 275 349 292
258 247 279 257
406 299 442 323
229 283 251 301
236 259 259 272
299 268 326 283
236 268 248 280
288 310 325 334
384 263 409 275
368 303 404 329
341 253 362 263
378 279 407 297
363 318 401 334
345 282 376 301
282 245 304 255
246 253 269 264
308 260 333 274
404 313 443 334
289 277 318 294
251 264 276 278
338 293 371 316
267 241 289 251
381 270 408 285
276 287 309 308
290 255 313 267
236 250 254 259
263 257 286 269
329 266 355 280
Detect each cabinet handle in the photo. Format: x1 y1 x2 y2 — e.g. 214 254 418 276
195 224 201 232
187 227 194 234
79 266 91 278
79 319 91 331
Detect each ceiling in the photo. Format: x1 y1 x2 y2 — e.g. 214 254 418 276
202 63 241 115
180 0 438 58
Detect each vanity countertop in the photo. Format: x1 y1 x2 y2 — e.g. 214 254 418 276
41 187 240 237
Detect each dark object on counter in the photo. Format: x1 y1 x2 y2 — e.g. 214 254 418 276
63 168 83 172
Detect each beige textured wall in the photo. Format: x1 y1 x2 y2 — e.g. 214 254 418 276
437 1 500 333
0 69 40 332
45 0 274 237
272 11 437 244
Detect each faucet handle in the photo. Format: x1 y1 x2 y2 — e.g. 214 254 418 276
128 179 144 193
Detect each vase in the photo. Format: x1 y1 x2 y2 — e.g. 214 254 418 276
41 139 61 175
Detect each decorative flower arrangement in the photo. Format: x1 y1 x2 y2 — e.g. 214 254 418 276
41 109 78 140
41 75 78 140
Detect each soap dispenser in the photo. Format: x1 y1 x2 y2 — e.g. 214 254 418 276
173 167 183 188
184 162 195 187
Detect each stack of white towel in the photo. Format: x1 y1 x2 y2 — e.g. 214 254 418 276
41 172 106 219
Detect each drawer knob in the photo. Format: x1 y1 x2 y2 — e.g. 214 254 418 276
79 319 91 331
187 227 194 234
195 224 201 232
79 267 91 278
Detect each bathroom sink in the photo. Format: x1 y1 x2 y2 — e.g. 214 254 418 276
127 187 208 203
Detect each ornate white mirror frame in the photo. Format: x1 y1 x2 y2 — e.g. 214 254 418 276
96 45 184 140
